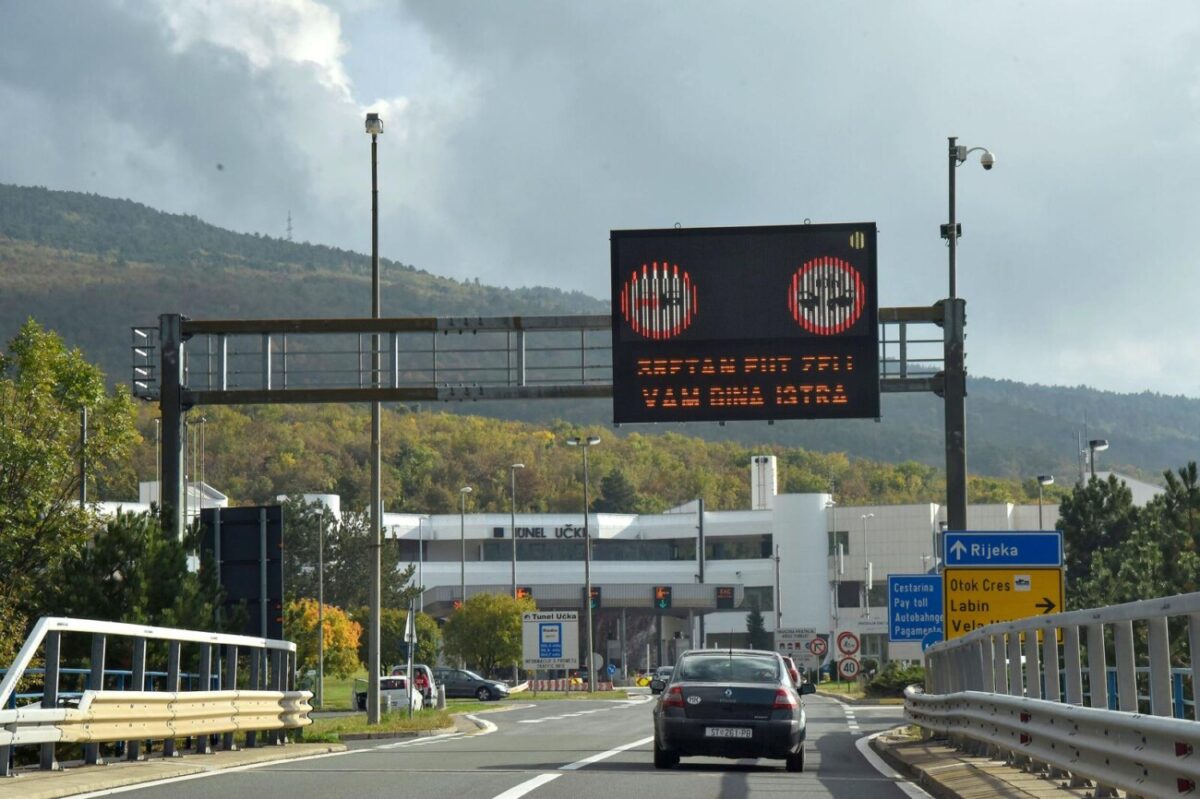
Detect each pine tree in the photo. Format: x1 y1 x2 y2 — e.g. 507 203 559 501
746 600 771 650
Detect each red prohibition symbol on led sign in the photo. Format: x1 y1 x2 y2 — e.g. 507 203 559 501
789 256 866 335
619 262 697 340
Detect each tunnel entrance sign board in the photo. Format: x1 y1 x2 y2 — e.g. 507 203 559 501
522 611 580 670
610 223 880 424
943 568 1064 640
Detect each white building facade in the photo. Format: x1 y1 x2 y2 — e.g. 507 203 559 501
381 456 1062 671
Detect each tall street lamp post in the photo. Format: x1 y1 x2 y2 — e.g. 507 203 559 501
1088 440 1109 479
567 436 600 691
363 111 385 724
459 486 472 606
943 136 994 534
1036 475 1054 529
317 510 325 709
861 513 875 618
509 462 525 683
510 463 525 598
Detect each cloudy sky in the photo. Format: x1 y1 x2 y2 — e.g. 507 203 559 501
2 1 1198 396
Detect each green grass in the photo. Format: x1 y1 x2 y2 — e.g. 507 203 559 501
306 668 366 711
302 707 454 739
817 680 866 699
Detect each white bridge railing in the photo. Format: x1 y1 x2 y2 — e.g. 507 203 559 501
908 591 1200 796
0 617 311 776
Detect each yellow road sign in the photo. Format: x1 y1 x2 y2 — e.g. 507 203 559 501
943 568 1064 640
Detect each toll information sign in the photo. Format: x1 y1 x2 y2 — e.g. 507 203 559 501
610 223 880 423
774 627 827 670
522 611 580 670
943 569 1064 640
888 574 944 643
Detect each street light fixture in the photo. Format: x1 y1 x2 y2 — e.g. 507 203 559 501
1088 440 1109 479
566 435 600 692
459 486 472 606
1036 475 1054 529
364 110 384 724
860 513 875 618
943 136 994 536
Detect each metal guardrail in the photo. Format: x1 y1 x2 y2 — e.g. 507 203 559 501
0 617 308 776
908 591 1200 795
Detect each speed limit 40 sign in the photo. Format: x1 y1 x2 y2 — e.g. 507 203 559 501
838 657 861 680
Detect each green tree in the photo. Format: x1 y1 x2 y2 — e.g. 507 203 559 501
1057 474 1139 604
46 509 223 631
746 601 771 650
281 498 420 611
442 593 535 676
352 607 441 672
591 468 643 513
0 320 137 637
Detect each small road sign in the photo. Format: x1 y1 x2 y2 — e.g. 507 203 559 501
943 568 1065 640
943 531 1062 568
836 630 860 657
838 657 861 680
888 574 944 643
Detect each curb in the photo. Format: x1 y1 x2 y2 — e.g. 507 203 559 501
869 731 960 799
337 724 457 741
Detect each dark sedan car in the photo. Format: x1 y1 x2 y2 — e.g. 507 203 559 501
652 648 815 772
432 667 510 701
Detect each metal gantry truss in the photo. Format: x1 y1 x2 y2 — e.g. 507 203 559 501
133 305 957 539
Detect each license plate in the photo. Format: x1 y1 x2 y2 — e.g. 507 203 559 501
705 727 752 739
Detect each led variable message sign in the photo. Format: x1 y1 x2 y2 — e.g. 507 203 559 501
611 223 879 423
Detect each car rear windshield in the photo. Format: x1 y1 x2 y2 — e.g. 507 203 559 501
676 654 780 684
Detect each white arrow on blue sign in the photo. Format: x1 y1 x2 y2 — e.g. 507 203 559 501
943 531 1062 568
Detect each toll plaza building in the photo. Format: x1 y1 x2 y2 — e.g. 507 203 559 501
384 456 1061 675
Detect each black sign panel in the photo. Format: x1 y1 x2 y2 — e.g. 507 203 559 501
715 586 736 610
611 223 879 423
200 505 284 640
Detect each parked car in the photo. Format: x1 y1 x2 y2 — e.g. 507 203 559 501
391 664 436 704
432 667 510 701
652 648 815 772
648 665 674 694
354 675 423 712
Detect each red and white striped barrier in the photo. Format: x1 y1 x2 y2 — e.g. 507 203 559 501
527 679 615 691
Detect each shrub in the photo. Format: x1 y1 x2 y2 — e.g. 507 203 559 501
866 660 924 697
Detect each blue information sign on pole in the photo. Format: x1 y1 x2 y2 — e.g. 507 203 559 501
943 531 1062 569
888 575 943 643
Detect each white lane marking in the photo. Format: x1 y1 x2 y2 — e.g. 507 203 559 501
490 773 562 799
559 735 654 771
68 748 362 798
857 732 934 799
377 732 463 749
466 714 499 734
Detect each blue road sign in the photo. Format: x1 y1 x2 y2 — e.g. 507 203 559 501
538 623 563 659
607 663 617 676
888 574 943 643
921 631 943 652
943 531 1062 568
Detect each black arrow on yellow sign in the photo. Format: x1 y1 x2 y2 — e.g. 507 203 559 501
1035 597 1057 614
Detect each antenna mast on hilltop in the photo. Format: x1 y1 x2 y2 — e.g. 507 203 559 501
287 210 293 241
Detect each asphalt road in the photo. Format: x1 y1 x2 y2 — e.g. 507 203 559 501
86 694 922 799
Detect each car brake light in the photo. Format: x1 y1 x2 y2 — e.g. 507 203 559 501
662 686 685 708
773 689 797 709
